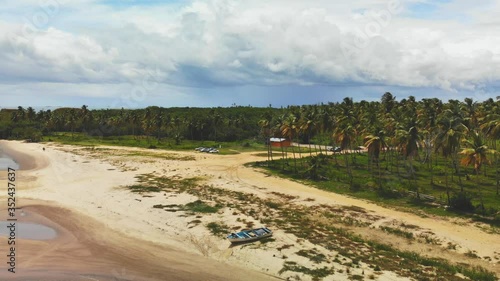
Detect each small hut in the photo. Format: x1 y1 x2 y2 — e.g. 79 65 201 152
269 138 291 148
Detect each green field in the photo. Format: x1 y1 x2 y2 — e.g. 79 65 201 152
257 148 500 225
42 132 267 155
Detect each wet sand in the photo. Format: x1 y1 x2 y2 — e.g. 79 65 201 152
0 202 279 281
0 141 41 171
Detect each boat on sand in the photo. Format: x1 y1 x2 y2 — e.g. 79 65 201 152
227 227 272 243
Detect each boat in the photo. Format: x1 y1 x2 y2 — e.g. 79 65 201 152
227 227 273 243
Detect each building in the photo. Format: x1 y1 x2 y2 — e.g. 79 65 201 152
269 138 291 148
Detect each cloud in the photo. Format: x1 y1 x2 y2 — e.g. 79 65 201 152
0 0 499 107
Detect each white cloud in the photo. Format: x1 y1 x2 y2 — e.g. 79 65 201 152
0 0 499 105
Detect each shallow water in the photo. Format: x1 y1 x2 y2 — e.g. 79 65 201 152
0 146 20 170
0 221 57 240
0 155 19 170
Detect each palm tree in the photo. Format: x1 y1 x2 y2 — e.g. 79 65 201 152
480 109 500 194
460 131 496 212
333 121 355 187
435 107 468 204
259 113 274 163
80 105 92 133
153 111 164 141
460 131 495 175
435 104 468 184
281 114 299 173
66 109 78 139
396 120 421 197
142 108 154 142
299 107 318 157
364 128 387 184
461 98 479 130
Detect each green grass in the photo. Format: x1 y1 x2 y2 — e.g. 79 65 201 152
43 132 267 154
256 152 500 225
184 200 221 213
380 226 414 240
296 249 328 264
206 222 229 237
279 261 335 280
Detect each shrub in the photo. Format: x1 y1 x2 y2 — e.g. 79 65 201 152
449 192 475 212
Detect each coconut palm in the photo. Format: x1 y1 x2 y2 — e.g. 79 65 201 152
460 131 496 212
460 131 496 175
480 109 500 194
281 114 299 172
364 129 387 167
364 128 387 186
333 121 355 187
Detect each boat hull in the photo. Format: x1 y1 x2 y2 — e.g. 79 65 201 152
227 232 272 243
227 227 273 244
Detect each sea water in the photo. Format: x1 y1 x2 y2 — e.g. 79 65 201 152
0 221 57 240
0 148 20 170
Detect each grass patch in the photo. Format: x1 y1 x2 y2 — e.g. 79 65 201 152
296 249 327 264
127 184 162 193
184 200 221 213
43 132 267 153
206 222 229 237
279 261 335 280
380 226 414 239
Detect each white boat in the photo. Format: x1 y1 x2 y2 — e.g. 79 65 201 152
227 227 273 243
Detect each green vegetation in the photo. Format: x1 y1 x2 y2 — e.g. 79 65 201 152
0 105 278 145
184 200 221 213
126 173 200 194
279 261 335 280
206 222 229 237
296 249 328 264
257 150 500 223
380 226 414 239
43 132 266 154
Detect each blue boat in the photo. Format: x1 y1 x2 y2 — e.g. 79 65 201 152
227 227 273 243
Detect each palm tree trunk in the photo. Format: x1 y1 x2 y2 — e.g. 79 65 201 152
291 144 298 174
409 157 419 199
378 158 382 188
477 174 485 215
446 160 450 205
281 145 285 171
344 151 353 188
493 140 499 195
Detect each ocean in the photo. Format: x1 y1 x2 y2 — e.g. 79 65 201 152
0 148 20 170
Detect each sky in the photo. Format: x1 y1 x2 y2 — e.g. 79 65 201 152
1 0 499 109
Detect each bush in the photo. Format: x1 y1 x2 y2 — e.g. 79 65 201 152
449 192 475 212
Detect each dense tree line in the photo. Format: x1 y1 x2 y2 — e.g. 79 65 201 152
0 105 278 143
258 93 499 214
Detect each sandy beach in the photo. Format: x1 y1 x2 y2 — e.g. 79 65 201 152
0 140 498 280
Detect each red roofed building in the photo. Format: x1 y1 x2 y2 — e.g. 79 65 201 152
269 138 291 148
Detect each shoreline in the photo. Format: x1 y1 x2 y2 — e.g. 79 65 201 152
0 141 279 281
0 140 46 171
0 201 276 281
